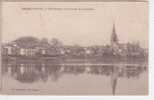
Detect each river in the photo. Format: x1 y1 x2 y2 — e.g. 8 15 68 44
1 60 148 95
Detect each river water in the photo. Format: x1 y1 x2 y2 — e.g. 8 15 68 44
1 60 148 95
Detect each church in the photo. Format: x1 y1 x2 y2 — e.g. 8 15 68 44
110 23 123 55
110 23 145 57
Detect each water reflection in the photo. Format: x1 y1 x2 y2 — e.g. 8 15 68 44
2 60 147 95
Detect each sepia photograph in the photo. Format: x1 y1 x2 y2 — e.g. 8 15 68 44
0 1 148 95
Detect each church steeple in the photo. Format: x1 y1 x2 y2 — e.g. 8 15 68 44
111 22 118 45
112 22 116 35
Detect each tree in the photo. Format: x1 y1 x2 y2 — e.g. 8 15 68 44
50 38 62 47
40 38 48 44
40 38 50 48
13 36 40 48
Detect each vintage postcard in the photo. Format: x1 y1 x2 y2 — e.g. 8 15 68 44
0 0 148 95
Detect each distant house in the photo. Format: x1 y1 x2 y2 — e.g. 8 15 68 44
2 36 64 57
2 37 40 57
37 47 61 57
19 48 37 56
40 48 47 55
2 43 19 56
84 47 92 55
2 45 12 56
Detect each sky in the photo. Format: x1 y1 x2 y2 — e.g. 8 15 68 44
1 2 148 48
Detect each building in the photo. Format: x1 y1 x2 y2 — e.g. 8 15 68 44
110 23 146 57
2 42 19 56
111 23 119 46
110 23 120 55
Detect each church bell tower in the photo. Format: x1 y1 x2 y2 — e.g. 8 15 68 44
111 23 119 46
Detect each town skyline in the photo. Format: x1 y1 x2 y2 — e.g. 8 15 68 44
2 25 147 49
